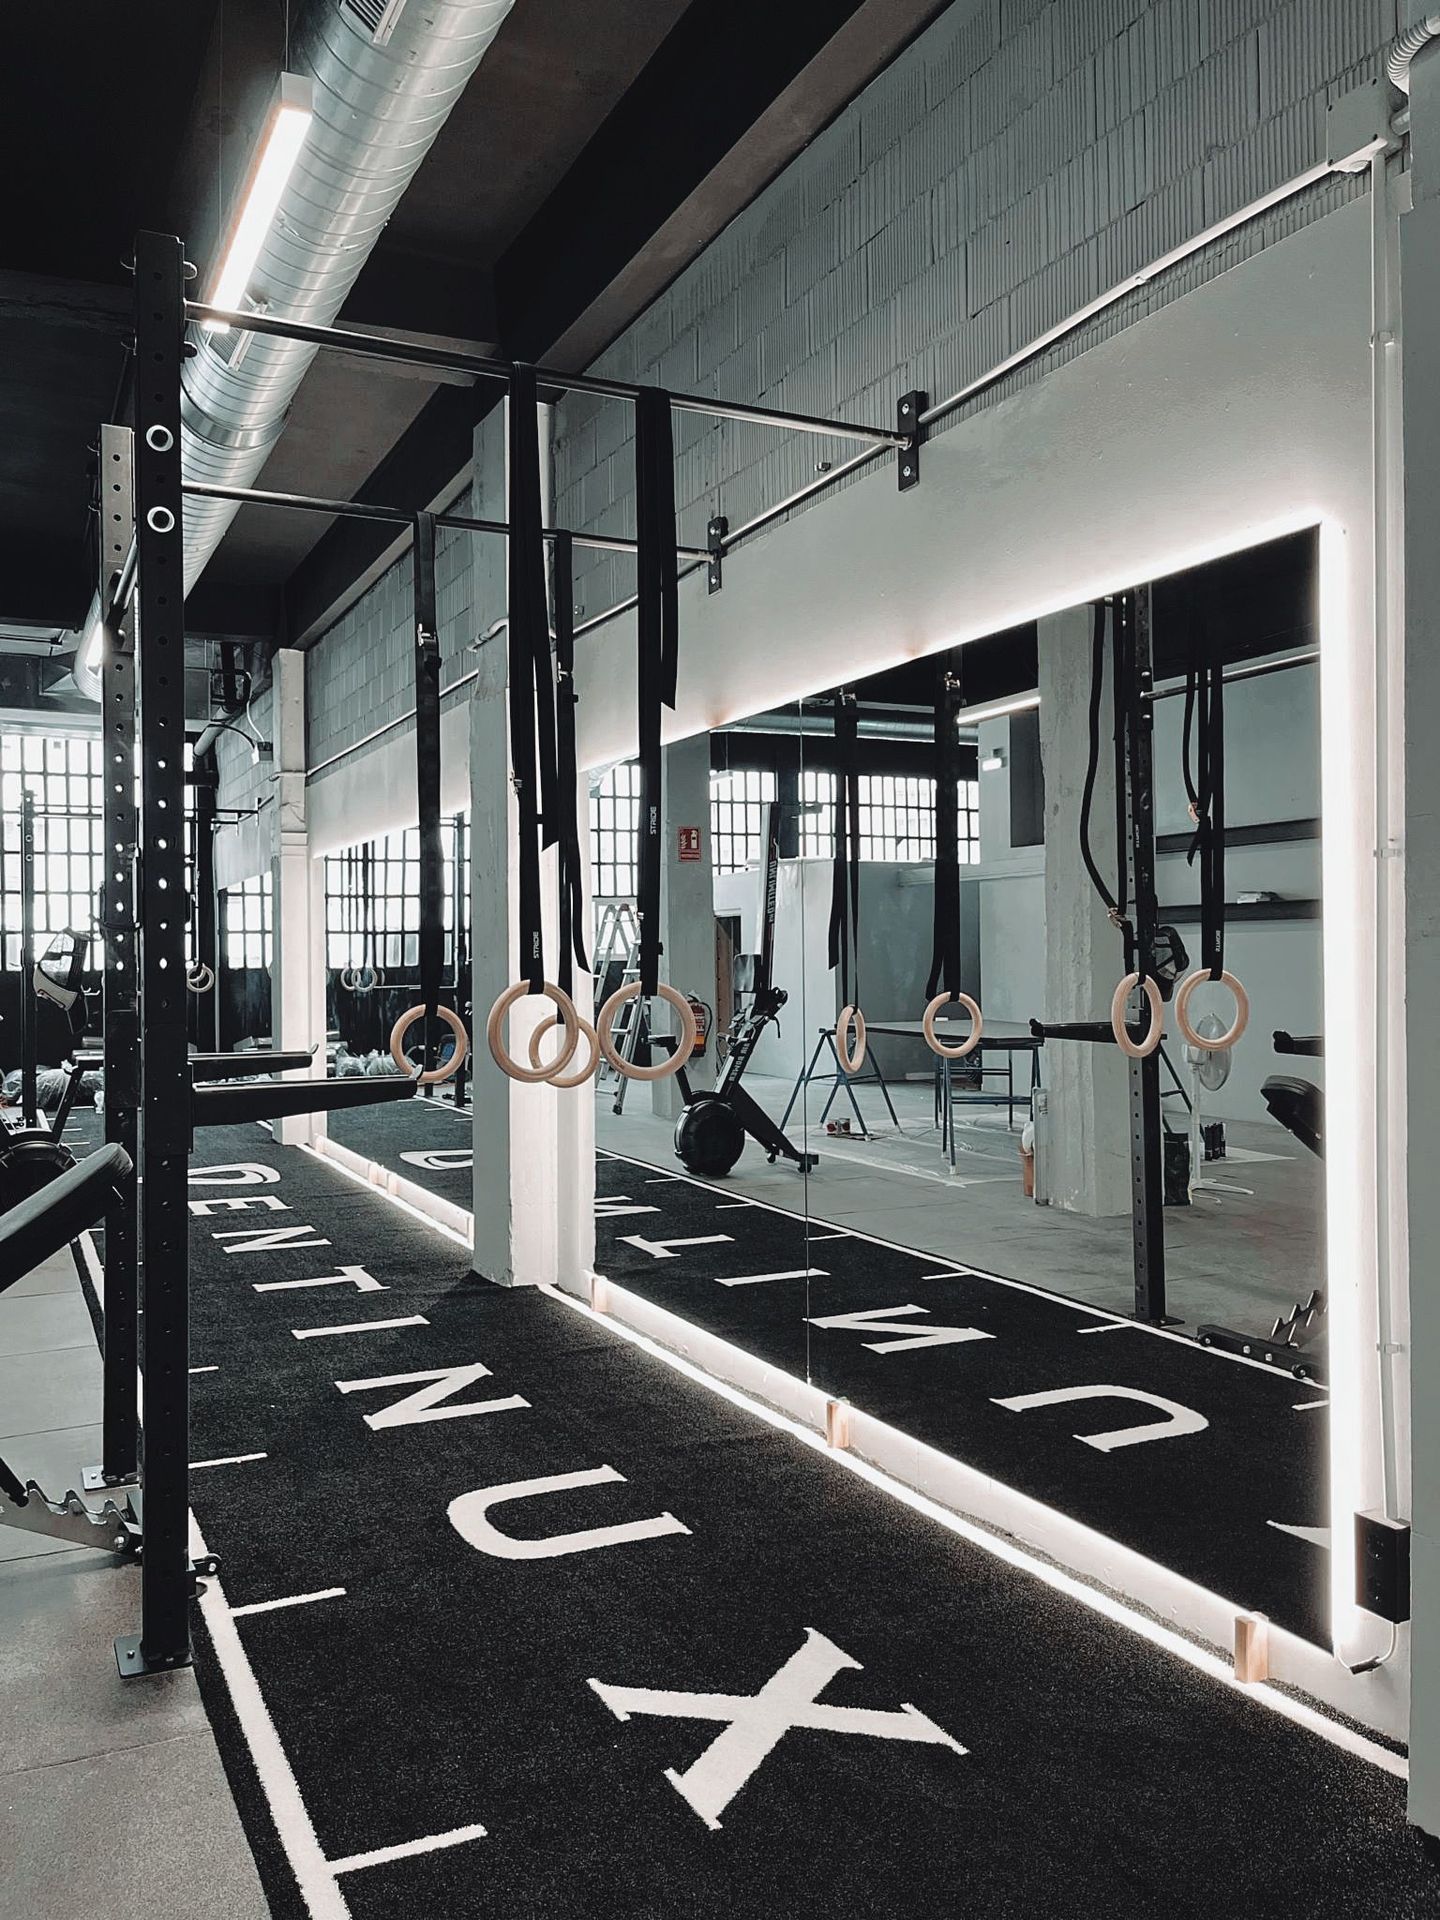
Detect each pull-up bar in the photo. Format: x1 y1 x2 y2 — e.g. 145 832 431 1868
184 302 912 452
183 479 711 560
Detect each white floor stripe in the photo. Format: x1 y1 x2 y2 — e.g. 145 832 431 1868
1077 1322 1139 1335
714 1201 756 1210
231 1588 348 1619
191 1453 268 1470
716 1268 829 1288
1294 1399 1329 1411
292 1316 429 1341
805 1231 852 1242
190 1364 220 1374
1268 1522 1332 1550
190 1516 351 1919
329 1823 489 1876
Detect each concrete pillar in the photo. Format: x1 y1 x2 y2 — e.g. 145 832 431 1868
1037 605 1129 1215
1402 37 1440 1837
270 649 325 1146
470 403 596 1287
651 733 718 1119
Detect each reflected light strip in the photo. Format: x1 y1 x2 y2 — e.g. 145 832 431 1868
1315 516 1380 1665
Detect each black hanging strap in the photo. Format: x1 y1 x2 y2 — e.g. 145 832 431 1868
413 511 444 1049
1183 629 1225 981
828 689 861 1006
634 386 679 1000
1079 600 1130 948
508 366 555 992
552 532 589 995
925 660 963 1000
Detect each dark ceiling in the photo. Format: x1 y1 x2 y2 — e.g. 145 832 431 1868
0 0 947 651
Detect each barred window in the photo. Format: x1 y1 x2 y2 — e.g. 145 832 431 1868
795 769 979 865
323 818 469 972
710 768 776 874
1 734 106 969
223 874 273 970
590 762 641 899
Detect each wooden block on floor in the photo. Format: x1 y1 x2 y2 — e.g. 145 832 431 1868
1234 1610 1270 1683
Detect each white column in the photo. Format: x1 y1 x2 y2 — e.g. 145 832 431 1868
1403 38 1440 1836
1037 606 1129 1214
651 732 718 1119
271 648 324 1146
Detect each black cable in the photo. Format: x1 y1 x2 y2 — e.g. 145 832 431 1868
1079 600 1128 936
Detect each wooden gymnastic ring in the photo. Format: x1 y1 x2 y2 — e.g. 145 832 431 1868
390 1002 470 1085
596 981 697 1081
1111 973 1164 1058
527 1013 600 1089
1174 968 1250 1051
836 1005 867 1074
485 983 580 1084
922 991 983 1059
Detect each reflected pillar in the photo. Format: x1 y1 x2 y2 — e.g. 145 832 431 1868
652 733 718 1121
271 648 325 1147
1037 605 1129 1214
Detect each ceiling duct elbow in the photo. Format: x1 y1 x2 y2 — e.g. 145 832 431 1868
76 0 513 699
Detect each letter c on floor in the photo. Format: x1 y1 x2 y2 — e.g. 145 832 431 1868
990 1384 1209 1453
448 1466 692 1559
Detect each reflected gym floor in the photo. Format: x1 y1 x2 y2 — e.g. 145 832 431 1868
598 1070 1325 1341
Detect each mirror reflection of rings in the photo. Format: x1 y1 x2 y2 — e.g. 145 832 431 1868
922 991 982 1059
389 1003 469 1085
1174 969 1249 1052
835 1004 867 1075
1111 973 1164 1058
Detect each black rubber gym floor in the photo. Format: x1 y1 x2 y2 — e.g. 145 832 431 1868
327 1100 1331 1648
181 1126 1429 1918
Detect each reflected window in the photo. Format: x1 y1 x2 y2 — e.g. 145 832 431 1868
710 768 776 873
591 761 642 899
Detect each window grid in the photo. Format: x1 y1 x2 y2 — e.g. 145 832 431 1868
2 735 107 970
323 819 469 973
223 874 273 970
710 769 777 874
797 770 980 865
590 762 641 900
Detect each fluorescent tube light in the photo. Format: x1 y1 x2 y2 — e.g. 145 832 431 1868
205 74 314 328
955 691 1040 728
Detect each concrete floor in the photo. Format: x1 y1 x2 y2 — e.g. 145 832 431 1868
0 1241 268 1920
597 1068 1326 1337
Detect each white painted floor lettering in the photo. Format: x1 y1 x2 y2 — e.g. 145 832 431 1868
992 1385 1209 1452
255 1265 385 1295
716 1268 828 1288
449 1466 690 1560
595 1196 663 1219
213 1223 332 1255
336 1363 529 1429
1267 1522 1332 1549
292 1315 429 1341
589 1627 966 1830
619 1233 734 1260
808 1305 993 1354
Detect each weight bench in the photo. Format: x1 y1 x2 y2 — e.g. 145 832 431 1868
0 1146 143 1550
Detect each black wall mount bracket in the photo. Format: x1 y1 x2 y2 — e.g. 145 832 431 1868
897 390 926 492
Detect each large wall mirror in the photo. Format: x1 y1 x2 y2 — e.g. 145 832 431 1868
588 526 1327 1648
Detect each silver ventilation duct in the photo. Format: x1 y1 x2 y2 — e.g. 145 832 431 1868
76 0 513 698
